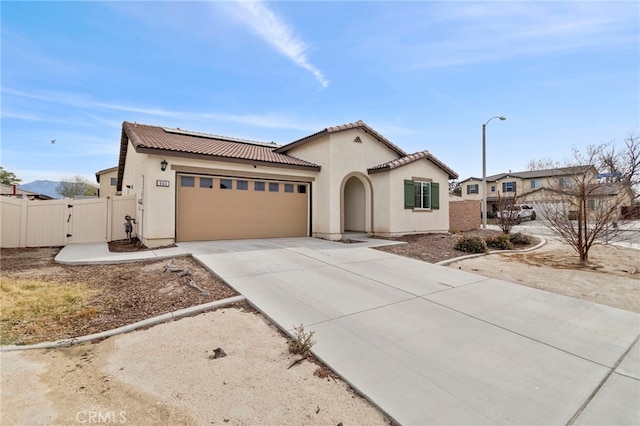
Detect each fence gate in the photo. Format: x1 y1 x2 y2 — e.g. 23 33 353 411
1 195 136 248
67 198 108 243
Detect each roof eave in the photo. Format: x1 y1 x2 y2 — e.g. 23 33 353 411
135 146 321 171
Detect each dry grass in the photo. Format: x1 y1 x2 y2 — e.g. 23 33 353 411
0 277 100 345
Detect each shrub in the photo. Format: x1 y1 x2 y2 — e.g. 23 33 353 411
485 234 514 250
509 232 531 246
288 324 316 356
454 235 488 254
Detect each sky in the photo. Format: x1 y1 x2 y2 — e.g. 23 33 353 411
1 1 639 185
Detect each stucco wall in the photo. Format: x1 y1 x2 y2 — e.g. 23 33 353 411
449 199 480 232
123 143 318 247
285 128 398 239
97 169 118 198
383 159 451 236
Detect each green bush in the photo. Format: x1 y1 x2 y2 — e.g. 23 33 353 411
486 234 514 250
509 232 531 245
454 235 488 254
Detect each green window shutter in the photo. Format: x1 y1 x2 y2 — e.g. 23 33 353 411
431 182 440 210
404 180 415 209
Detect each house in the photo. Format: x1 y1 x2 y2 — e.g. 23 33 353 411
95 166 118 197
460 166 636 219
460 166 598 213
116 120 458 248
0 184 54 200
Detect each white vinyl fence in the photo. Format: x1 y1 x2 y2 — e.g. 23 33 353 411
1 195 136 248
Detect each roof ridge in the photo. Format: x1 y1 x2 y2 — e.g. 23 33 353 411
275 120 407 157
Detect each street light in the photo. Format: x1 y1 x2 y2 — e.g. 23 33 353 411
482 116 506 229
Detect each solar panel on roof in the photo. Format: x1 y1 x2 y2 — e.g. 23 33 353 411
162 127 280 148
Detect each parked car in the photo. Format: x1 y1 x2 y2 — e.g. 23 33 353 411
495 204 536 223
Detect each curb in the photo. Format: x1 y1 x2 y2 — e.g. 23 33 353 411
436 236 547 266
1 295 246 352
55 252 189 266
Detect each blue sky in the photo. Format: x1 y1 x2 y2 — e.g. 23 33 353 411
2 1 639 185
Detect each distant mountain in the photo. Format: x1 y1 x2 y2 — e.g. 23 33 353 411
18 180 62 199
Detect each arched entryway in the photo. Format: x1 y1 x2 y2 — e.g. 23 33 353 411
342 174 372 233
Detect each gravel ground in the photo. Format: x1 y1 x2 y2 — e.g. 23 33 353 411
1 248 237 345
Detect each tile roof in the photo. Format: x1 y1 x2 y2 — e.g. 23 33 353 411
460 166 596 183
368 150 458 179
275 120 408 157
121 122 320 169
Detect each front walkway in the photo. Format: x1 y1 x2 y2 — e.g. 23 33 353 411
179 237 640 426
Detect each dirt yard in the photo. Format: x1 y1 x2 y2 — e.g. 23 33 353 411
1 247 389 425
2 234 638 424
448 238 640 313
378 231 639 313
1 248 237 345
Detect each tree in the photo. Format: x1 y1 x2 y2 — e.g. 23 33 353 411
449 180 461 196
57 176 98 198
0 167 21 185
495 190 521 234
535 145 626 264
526 157 561 171
597 134 640 196
528 134 640 197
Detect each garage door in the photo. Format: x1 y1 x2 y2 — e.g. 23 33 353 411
176 174 309 241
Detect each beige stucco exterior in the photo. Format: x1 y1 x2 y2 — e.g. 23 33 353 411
118 123 456 247
95 167 118 198
121 144 318 247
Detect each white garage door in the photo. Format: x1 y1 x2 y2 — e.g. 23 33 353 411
176 174 309 241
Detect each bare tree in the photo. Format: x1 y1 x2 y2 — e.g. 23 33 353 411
536 146 626 264
597 134 640 196
526 157 561 171
495 190 518 234
449 180 461 196
57 176 98 198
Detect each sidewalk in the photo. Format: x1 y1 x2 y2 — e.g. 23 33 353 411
54 242 187 265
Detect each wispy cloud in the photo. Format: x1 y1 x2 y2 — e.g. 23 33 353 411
370 2 638 69
230 0 329 88
1 88 319 133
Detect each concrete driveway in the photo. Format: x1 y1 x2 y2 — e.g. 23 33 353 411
178 237 640 425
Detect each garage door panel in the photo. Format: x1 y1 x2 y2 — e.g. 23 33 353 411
177 175 308 241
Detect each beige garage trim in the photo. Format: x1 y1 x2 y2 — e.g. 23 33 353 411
176 174 309 241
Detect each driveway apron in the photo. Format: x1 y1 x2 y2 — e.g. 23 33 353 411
178 238 640 426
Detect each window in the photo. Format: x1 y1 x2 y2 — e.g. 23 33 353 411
414 182 431 209
491 185 496 193
587 199 600 210
297 185 307 194
467 184 479 194
502 181 516 193
269 183 279 192
110 177 117 186
530 179 542 189
284 183 294 193
404 180 439 210
200 177 213 188
559 177 571 188
220 179 232 189
180 176 195 187
255 182 265 191
237 180 248 190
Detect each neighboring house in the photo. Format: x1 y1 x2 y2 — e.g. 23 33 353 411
460 166 598 213
116 120 458 248
0 184 54 200
95 166 118 198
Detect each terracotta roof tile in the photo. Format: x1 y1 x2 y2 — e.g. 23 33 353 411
368 150 458 179
122 122 320 169
275 120 408 157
